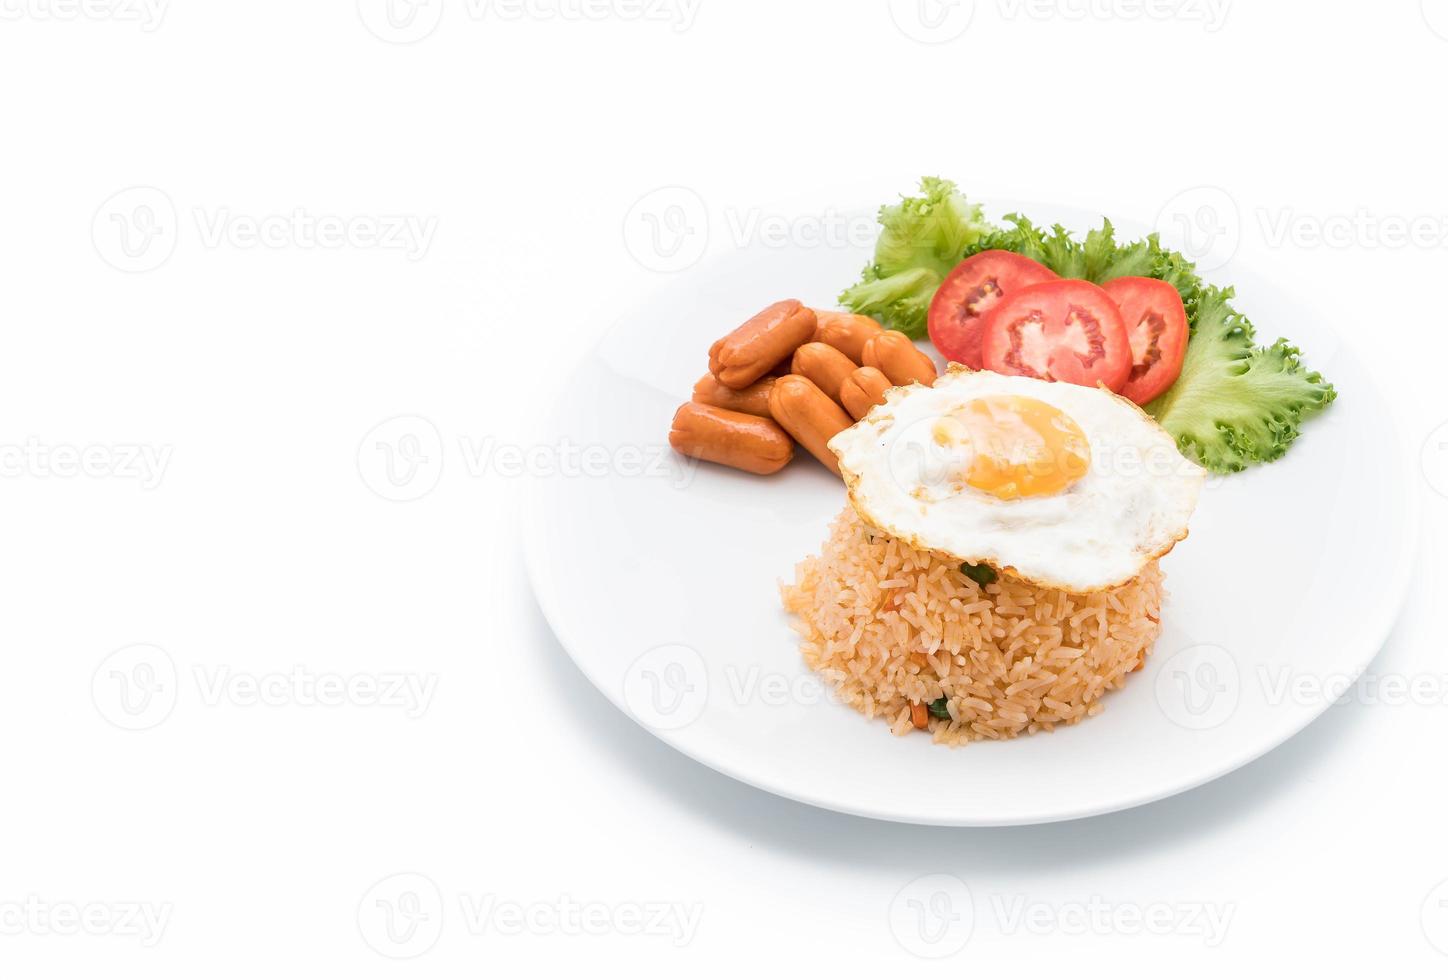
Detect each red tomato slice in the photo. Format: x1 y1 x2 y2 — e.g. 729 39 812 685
980 279 1132 392
928 250 1058 369
1102 276 1190 405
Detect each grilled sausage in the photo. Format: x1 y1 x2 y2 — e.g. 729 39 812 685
790 342 857 408
709 300 817 389
812 310 883 362
768 374 853 476
840 366 892 421
861 331 938 387
691 374 775 419
669 403 793 475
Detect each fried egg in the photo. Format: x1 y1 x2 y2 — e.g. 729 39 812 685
828 367 1205 592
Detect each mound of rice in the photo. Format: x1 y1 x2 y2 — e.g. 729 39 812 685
781 507 1165 746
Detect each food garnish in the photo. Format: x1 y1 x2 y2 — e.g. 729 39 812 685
1102 276 1190 405
842 179 1336 474
837 178 993 339
959 562 997 587
1143 286 1336 472
927 249 1058 368
979 279 1132 392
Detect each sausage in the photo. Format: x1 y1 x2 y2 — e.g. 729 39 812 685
861 330 938 387
840 366 892 421
765 352 796 378
790 342 857 408
768 374 853 476
812 310 884 362
717 345 794 384
709 300 817 389
692 374 775 419
669 403 793 475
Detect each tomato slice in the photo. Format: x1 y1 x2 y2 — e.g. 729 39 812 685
928 250 1058 369
980 279 1132 391
1102 276 1190 405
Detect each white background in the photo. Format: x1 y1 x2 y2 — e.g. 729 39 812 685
2 0 1446 974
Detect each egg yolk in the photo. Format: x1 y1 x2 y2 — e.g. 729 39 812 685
930 395 1091 499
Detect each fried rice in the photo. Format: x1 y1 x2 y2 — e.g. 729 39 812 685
781 506 1165 746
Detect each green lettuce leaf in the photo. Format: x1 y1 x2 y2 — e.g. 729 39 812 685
838 177 992 338
968 213 1160 283
1144 287 1336 471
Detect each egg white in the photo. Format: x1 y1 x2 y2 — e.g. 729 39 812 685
828 367 1206 592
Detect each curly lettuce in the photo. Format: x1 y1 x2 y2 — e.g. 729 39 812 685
1143 288 1336 471
837 177 992 338
844 180 1336 473
964 213 1336 471
968 213 1161 283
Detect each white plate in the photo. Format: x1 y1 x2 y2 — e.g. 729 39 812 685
524 198 1417 826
